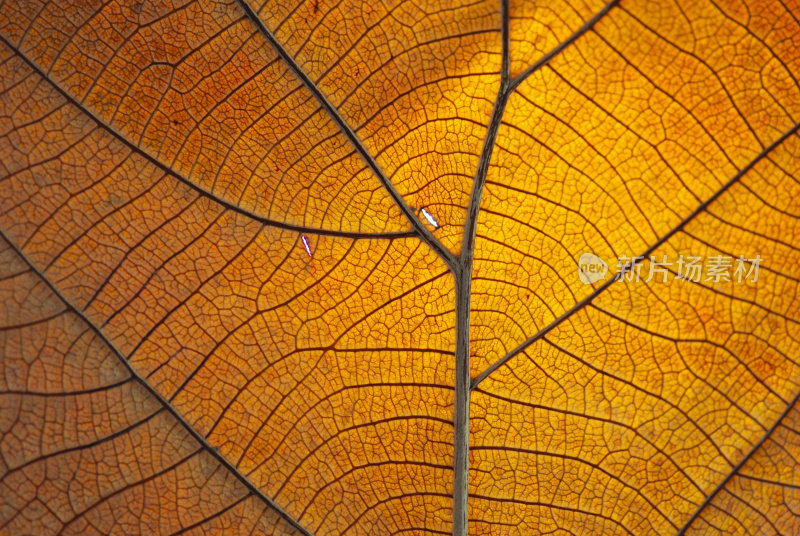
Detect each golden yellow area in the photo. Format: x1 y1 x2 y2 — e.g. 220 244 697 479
468 1 800 532
696 403 800 534
1 0 800 534
508 0 608 76
471 0 800 374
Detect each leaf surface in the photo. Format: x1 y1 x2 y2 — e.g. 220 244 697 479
1 0 800 535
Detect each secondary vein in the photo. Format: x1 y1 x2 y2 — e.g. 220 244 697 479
0 35 413 242
0 228 319 536
233 0 458 271
472 118 800 389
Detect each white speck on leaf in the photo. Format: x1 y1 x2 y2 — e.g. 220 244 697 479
301 235 312 257
421 207 439 228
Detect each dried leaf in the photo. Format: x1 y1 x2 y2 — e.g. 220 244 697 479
2 0 799 534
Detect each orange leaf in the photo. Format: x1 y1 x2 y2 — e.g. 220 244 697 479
1 0 799 534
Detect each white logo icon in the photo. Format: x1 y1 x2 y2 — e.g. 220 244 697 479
578 253 608 284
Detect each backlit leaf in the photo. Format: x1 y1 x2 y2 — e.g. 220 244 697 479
1 0 799 534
